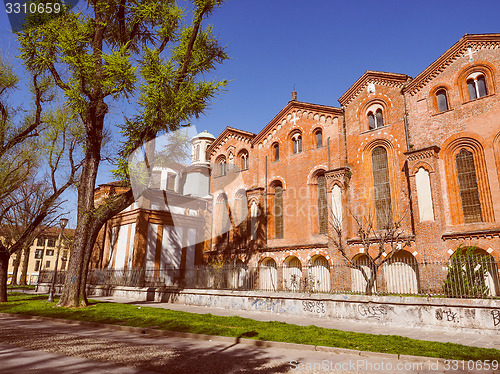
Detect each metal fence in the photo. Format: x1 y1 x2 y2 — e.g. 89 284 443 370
39 255 500 299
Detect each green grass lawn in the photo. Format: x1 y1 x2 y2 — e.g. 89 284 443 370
2 292 499 361
7 285 36 290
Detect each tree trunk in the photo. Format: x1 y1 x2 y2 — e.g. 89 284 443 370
0 246 10 302
19 244 30 286
10 252 20 286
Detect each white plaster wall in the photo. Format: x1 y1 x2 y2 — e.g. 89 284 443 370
415 168 434 221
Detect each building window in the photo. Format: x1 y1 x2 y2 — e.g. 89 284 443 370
436 89 449 112
455 148 482 223
219 159 227 176
368 109 384 130
150 170 161 189
194 145 200 161
35 249 43 259
166 172 176 191
273 143 279 161
372 146 392 228
45 261 50 268
467 74 488 100
317 172 327 234
274 183 283 239
34 260 40 271
292 134 302 154
46 249 54 256
37 237 45 246
240 151 249 170
315 130 323 148
47 238 56 247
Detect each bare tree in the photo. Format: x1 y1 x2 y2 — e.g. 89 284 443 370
328 204 411 295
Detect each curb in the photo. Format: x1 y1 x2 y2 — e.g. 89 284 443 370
0 312 445 364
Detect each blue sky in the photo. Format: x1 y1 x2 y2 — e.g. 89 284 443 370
1 0 500 227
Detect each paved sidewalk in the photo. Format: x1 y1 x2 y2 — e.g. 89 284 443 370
91 295 500 351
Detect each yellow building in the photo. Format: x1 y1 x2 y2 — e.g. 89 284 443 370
6 226 74 285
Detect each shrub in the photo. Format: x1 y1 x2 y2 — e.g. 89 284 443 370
443 245 490 298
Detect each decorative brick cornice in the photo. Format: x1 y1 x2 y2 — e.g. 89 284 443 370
403 34 500 96
404 146 440 162
207 126 256 156
338 71 411 107
325 167 351 189
442 228 500 241
261 243 329 252
252 101 342 147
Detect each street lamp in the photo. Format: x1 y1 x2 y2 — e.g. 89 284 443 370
47 218 68 302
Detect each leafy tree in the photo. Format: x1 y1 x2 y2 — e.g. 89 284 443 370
19 0 228 307
443 245 490 298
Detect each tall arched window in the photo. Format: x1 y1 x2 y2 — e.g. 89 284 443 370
317 172 328 234
240 150 249 170
456 148 483 223
436 89 449 112
274 183 283 238
219 159 226 176
292 133 302 154
273 143 279 161
372 146 392 229
216 193 230 242
315 129 323 148
235 189 248 236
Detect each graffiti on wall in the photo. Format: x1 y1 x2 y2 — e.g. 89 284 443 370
302 300 326 314
357 304 388 319
492 310 500 327
435 308 459 323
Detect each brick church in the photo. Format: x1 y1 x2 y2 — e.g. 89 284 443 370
204 33 500 294
94 33 500 295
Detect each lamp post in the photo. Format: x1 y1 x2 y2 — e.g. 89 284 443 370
47 218 68 302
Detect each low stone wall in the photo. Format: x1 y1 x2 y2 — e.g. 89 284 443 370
157 289 500 334
44 284 500 333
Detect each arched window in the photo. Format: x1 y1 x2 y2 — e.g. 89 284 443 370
372 146 392 228
456 148 483 223
235 189 248 236
273 143 279 161
218 159 226 176
467 74 488 100
315 130 323 148
274 183 283 238
368 112 376 130
368 109 384 130
317 172 327 234
240 151 249 170
292 133 302 154
436 89 449 112
216 193 230 242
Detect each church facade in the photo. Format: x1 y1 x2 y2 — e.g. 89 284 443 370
207 33 500 295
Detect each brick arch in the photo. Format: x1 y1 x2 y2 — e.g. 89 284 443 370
456 62 496 102
357 97 390 131
307 251 332 267
268 177 286 190
429 83 453 112
283 254 304 267
306 166 328 185
442 134 494 224
411 160 435 174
